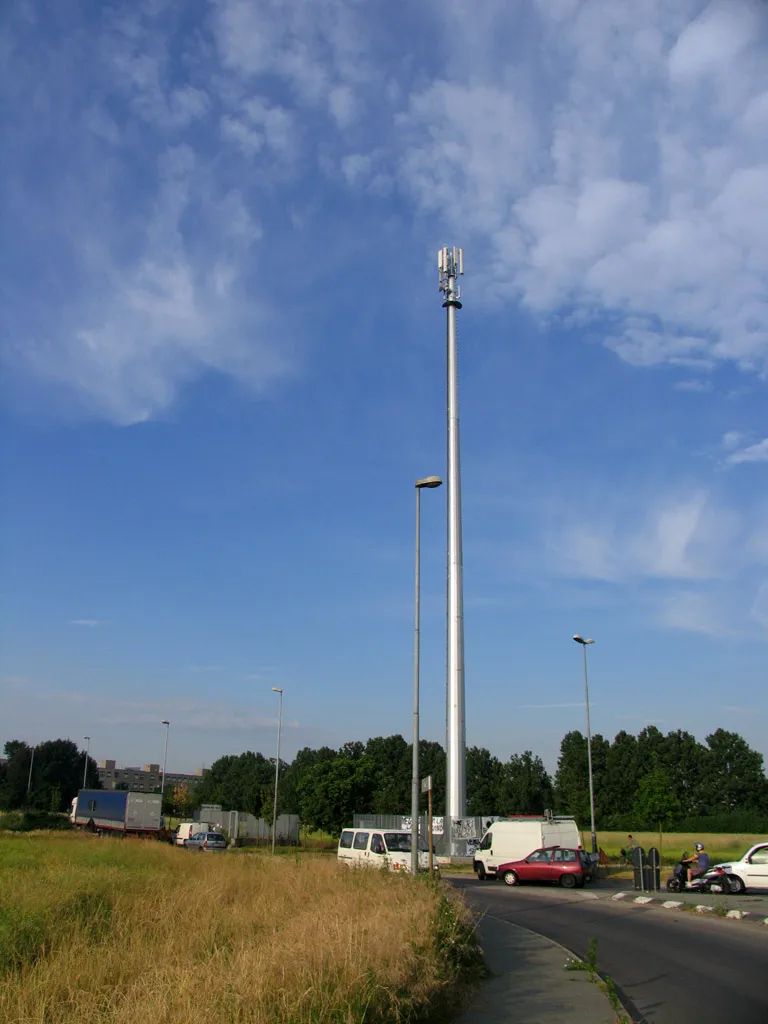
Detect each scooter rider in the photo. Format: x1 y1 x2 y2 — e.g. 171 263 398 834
683 842 710 886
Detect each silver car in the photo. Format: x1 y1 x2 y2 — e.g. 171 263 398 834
183 830 228 852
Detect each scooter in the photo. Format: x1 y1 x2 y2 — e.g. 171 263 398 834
666 853 732 894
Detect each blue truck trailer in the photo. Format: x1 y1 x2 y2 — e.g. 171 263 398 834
70 789 164 836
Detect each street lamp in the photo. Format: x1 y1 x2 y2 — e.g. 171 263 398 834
412 475 443 875
160 721 170 798
572 635 597 856
26 744 36 803
83 736 90 790
271 687 283 856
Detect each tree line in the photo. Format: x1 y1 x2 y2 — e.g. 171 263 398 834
0 740 101 813
3 726 766 835
554 726 768 832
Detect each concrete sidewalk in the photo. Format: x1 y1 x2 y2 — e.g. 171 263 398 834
453 913 619 1024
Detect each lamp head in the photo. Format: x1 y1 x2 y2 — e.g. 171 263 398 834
572 635 595 646
162 720 170 726
415 476 442 489
271 687 283 694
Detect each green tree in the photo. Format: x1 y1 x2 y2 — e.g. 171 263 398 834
296 754 376 835
195 751 274 814
280 746 335 814
496 751 553 815
632 765 681 830
601 731 638 824
173 778 198 819
0 739 100 812
554 731 591 823
365 735 411 814
703 729 766 813
466 746 502 815
659 730 706 816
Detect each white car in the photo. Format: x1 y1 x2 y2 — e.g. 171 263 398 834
713 843 768 894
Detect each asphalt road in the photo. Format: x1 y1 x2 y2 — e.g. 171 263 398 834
451 878 768 1024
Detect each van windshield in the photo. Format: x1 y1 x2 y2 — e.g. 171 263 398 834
384 833 428 853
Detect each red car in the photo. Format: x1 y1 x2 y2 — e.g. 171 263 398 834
496 846 588 888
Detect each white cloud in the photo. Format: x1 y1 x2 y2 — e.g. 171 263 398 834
721 431 745 450
70 619 102 627
5 0 768 422
750 583 768 629
674 378 712 392
554 491 738 582
725 438 768 465
657 590 729 635
395 1 768 375
668 1 760 83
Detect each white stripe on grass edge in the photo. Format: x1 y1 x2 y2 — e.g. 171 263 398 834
696 905 715 913
611 892 629 900
661 901 683 910
633 896 654 905
725 910 747 920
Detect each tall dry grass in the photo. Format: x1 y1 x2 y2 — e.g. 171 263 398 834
0 834 481 1024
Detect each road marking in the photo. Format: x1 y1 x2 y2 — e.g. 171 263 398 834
725 910 746 920
661 900 683 910
633 896 654 904
761 918 768 927
611 892 628 900
695 904 715 913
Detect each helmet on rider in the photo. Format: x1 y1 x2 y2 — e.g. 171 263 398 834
694 842 704 851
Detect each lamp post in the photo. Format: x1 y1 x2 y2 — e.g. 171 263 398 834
271 687 283 855
412 475 443 875
572 635 597 856
26 745 36 803
160 721 170 798
83 736 90 789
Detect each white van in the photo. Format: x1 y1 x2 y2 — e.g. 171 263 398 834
175 821 213 846
337 828 430 874
472 817 581 880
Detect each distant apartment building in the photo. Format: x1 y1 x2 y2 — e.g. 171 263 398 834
97 760 207 793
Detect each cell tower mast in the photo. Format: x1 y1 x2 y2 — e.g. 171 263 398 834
438 245 466 844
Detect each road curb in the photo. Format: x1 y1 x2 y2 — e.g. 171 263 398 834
479 912 634 1023
612 891 766 926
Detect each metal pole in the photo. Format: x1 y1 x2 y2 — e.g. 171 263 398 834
26 745 35 801
271 687 283 855
83 736 90 790
439 246 466 853
411 484 421 877
161 721 170 797
428 785 434 875
582 645 597 856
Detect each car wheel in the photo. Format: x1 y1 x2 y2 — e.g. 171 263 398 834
560 873 577 888
727 875 745 895
502 870 519 886
475 864 486 881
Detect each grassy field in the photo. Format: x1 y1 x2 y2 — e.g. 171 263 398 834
0 833 483 1023
589 831 765 865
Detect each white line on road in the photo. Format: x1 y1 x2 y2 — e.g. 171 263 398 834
662 900 683 910
634 896 654 904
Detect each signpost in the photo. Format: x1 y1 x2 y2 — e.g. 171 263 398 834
421 775 433 874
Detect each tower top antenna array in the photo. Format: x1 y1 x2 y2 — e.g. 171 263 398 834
438 246 464 303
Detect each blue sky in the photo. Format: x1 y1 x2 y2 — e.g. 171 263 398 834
2 0 767 776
